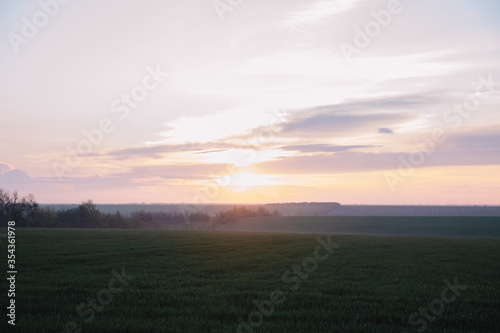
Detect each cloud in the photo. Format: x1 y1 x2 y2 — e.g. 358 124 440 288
159 105 284 144
0 162 233 203
378 128 394 134
0 163 14 175
450 133 500 150
283 0 362 30
89 143 216 159
282 113 401 133
2 169 30 180
268 94 446 138
252 148 500 175
87 142 254 160
120 164 231 181
280 144 375 153
277 109 411 138
0 167 60 198
73 94 435 163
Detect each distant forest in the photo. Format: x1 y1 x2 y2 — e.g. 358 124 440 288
0 189 280 229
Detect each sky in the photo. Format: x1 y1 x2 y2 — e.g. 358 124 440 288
0 0 499 204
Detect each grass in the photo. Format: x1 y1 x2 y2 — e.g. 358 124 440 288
2 227 500 332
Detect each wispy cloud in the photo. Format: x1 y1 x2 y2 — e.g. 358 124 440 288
281 112 409 135
281 144 376 153
87 143 244 160
253 149 500 175
284 0 362 30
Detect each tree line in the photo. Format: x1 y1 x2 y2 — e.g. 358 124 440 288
0 189 280 229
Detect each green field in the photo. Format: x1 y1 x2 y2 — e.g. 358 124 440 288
219 216 500 238
3 228 500 332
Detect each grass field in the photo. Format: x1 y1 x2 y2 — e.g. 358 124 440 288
219 216 500 238
3 227 500 332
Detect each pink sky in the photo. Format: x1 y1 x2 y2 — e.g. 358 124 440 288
0 0 499 204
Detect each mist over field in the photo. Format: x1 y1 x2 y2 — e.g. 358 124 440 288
41 203 500 217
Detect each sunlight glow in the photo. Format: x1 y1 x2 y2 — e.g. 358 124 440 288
159 106 285 144
216 171 279 192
